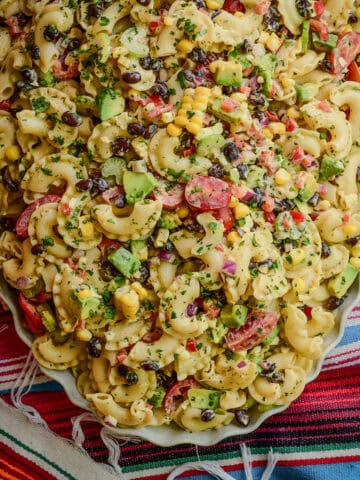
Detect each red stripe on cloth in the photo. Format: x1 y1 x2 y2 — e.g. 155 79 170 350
0 458 37 480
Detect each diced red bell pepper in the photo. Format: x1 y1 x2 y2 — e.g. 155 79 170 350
149 20 163 33
254 0 270 15
5 16 22 36
264 211 276 224
285 117 298 132
309 19 329 41
182 144 196 157
221 99 238 112
345 61 360 82
0 100 11 111
303 306 313 318
289 210 306 223
146 104 173 120
18 293 46 335
265 111 280 122
185 338 198 352
99 238 121 257
317 99 332 112
34 292 52 304
203 302 221 319
261 195 275 213
53 61 79 81
223 0 245 14
313 1 325 16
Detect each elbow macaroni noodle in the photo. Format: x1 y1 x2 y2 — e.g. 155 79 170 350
0 0 358 433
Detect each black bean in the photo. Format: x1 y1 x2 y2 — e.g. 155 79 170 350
10 107 22 118
141 360 160 371
15 13 28 27
258 258 273 269
76 179 93 192
348 12 358 23
67 38 81 51
307 193 319 207
2 168 18 192
137 264 150 282
117 365 138 385
193 0 205 7
127 122 145 137
210 10 222 19
236 164 249 180
208 164 225 178
235 409 250 427
268 371 285 384
223 142 239 162
114 193 126 208
151 58 164 71
254 110 267 123
150 82 169 99
31 244 45 255
184 218 204 233
139 56 152 70
321 243 331 258
326 296 345 311
0 217 15 232
92 177 109 192
274 199 295 214
136 0 151 5
295 0 311 17
222 86 238 96
264 5 281 32
88 337 102 358
99 260 118 281
111 136 131 156
261 360 276 374
249 92 266 107
162 241 174 252
143 124 158 139
43 24 61 42
62 111 82 127
16 81 32 92
88 2 104 18
156 371 173 389
201 409 216 422
190 47 207 64
346 234 360 246
29 44 40 60
319 57 332 73
357 166 360 183
21 67 38 84
122 71 141 84
243 39 253 53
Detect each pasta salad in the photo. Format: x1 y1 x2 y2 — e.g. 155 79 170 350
0 0 359 432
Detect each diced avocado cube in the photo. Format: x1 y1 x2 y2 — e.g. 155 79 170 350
197 134 226 156
229 167 240 184
255 54 277 95
210 97 244 123
214 61 242 87
210 322 228 344
298 174 318 202
123 171 157 204
320 155 344 180
101 157 126 185
37 304 57 332
241 395 256 410
159 212 181 230
148 387 166 407
301 20 310 53
109 247 141 277
188 388 221 410
75 291 101 321
312 32 338 51
228 52 252 71
220 304 248 328
296 83 319 102
328 263 359 299
130 239 148 261
96 88 125 121
262 324 280 346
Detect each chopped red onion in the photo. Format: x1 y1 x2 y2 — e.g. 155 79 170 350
158 251 174 262
222 260 237 276
186 303 199 317
241 191 256 203
236 360 247 369
16 276 32 289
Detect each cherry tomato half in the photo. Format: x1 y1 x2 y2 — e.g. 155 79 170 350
211 207 234 233
15 195 61 237
223 0 245 14
153 179 185 209
345 60 360 82
18 293 46 335
164 377 198 414
225 311 279 352
330 32 360 75
185 176 231 211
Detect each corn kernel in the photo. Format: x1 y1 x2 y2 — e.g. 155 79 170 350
163 16 174 26
177 39 194 53
269 122 286 135
274 168 291 185
5 145 21 161
193 94 209 103
229 196 239 208
343 25 352 33
192 101 207 111
234 203 250 219
351 245 360 258
356 7 360 19
317 200 330 210
174 115 188 127
287 107 301 119
281 77 295 88
263 128 274 140
77 289 93 299
131 282 148 300
227 231 240 244
76 328 92 342
258 31 270 44
205 0 222 9
177 206 190 218
187 122 201 135
266 33 282 53
182 95 193 103
195 86 211 96
289 248 305 266
79 215 94 239
350 257 360 269
167 123 182 137
293 278 305 293
128 88 140 99
342 223 359 236
234 11 244 17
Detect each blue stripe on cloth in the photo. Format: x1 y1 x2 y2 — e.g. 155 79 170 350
180 461 360 480
0 380 62 395
337 324 360 346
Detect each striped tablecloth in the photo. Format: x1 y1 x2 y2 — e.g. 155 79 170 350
0 303 359 480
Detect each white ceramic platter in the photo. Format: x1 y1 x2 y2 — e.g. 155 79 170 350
1 273 358 447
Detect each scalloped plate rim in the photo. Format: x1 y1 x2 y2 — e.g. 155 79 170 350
1 274 358 447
